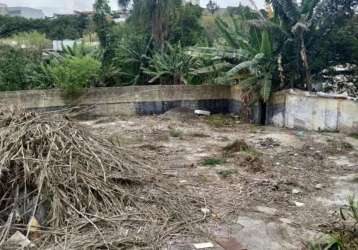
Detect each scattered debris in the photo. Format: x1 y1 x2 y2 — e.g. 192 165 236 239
256 206 277 215
193 242 214 249
189 132 211 138
279 218 293 224
194 110 211 116
292 189 302 194
216 169 238 178
162 107 197 120
326 139 354 154
294 202 305 207
0 109 205 249
215 237 246 250
258 137 280 148
222 140 252 155
205 114 239 127
5 231 34 249
28 216 41 240
201 208 210 215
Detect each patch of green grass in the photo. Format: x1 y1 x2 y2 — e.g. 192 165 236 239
201 157 226 166
169 128 183 138
216 169 237 178
308 195 358 250
349 133 358 140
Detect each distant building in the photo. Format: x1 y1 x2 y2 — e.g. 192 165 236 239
7 7 45 19
186 0 200 5
0 3 8 15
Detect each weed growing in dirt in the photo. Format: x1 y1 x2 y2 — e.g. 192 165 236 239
190 132 210 138
326 139 354 153
202 157 226 166
349 133 358 140
216 169 237 178
222 140 258 156
169 128 183 138
308 195 358 250
205 114 238 127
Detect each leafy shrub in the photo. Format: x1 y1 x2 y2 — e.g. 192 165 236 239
47 55 101 96
113 33 153 85
0 31 51 51
309 196 358 249
144 43 199 85
0 45 42 91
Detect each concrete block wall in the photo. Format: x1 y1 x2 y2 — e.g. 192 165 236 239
267 89 358 133
0 85 234 116
1 86 357 133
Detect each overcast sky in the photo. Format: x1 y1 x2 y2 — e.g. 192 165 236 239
1 0 265 14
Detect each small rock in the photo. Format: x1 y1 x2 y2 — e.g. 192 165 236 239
193 242 214 249
279 218 293 224
292 189 301 194
315 183 323 189
201 208 210 214
256 206 277 215
179 180 188 184
215 237 246 250
7 231 33 248
294 201 305 207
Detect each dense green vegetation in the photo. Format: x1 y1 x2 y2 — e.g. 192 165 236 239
0 15 91 40
0 0 357 100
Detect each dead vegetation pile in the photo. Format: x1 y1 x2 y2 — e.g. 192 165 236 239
0 109 205 249
222 140 264 173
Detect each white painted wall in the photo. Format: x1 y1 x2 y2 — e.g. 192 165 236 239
270 90 358 133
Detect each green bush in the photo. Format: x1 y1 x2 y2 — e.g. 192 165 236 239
0 45 42 91
48 55 101 96
0 31 51 51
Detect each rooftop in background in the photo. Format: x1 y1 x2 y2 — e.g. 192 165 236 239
52 9 129 23
0 4 45 19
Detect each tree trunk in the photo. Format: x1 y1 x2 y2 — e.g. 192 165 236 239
300 33 312 91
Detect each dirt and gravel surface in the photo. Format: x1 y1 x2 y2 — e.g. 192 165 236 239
82 112 358 250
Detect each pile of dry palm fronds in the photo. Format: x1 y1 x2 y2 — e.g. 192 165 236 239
0 108 205 249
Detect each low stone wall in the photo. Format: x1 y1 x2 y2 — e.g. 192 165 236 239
267 89 358 133
2 86 357 133
0 85 237 116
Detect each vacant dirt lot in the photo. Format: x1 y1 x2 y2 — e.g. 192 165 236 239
82 111 358 250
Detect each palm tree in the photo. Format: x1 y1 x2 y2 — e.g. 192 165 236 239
129 0 181 47
118 0 130 11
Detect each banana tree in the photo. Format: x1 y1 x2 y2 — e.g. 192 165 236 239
265 0 358 90
144 43 199 85
191 16 276 103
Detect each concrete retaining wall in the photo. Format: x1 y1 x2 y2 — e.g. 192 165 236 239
267 89 358 133
0 85 237 116
1 86 357 133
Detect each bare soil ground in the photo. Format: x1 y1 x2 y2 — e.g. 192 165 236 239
82 112 358 250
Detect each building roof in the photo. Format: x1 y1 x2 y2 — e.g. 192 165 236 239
7 6 45 19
